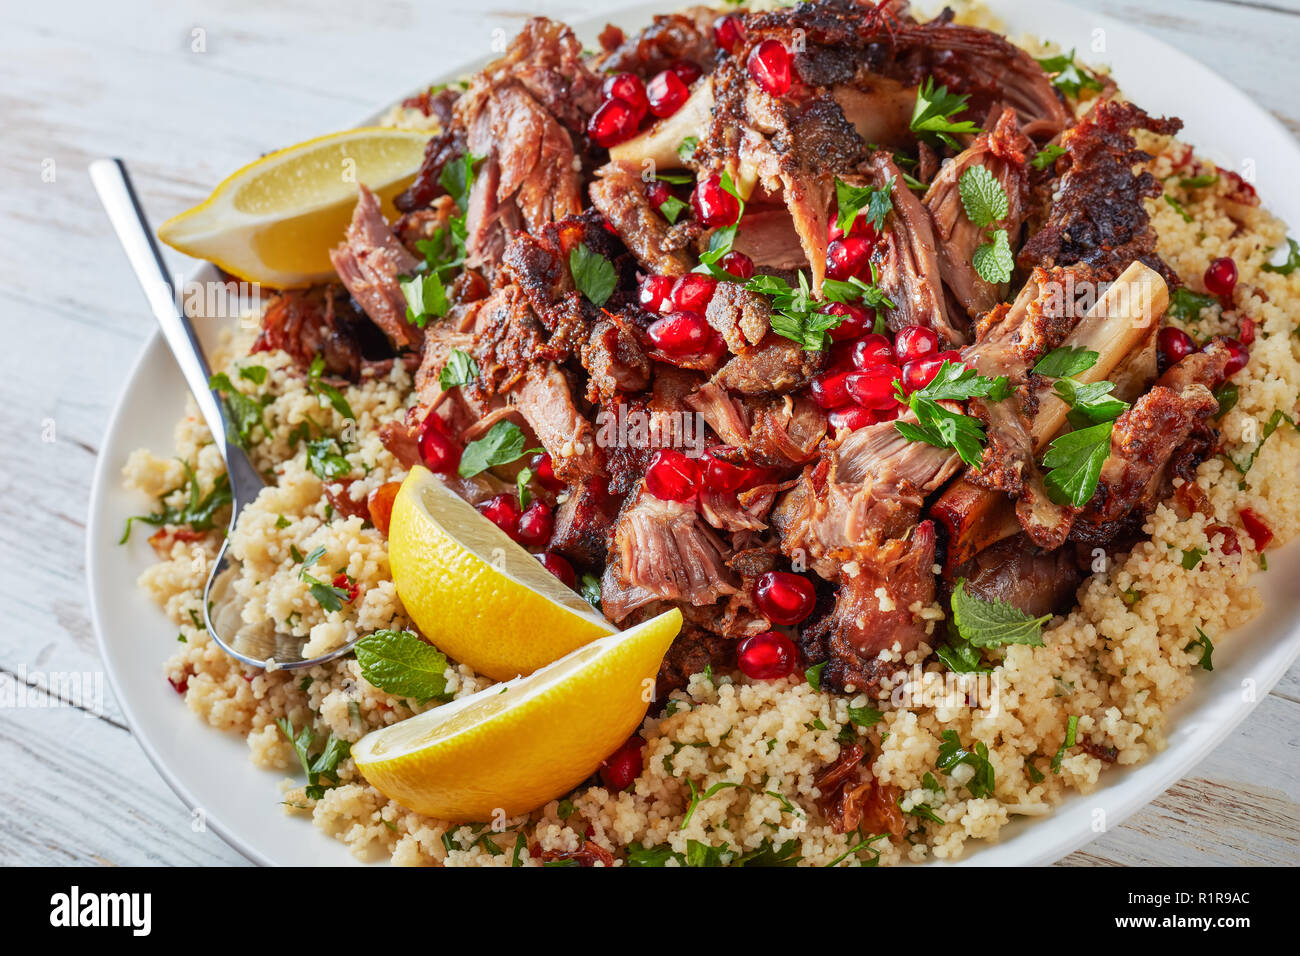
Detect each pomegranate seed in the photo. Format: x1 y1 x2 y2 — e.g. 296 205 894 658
1222 337 1249 376
529 452 564 492
647 70 689 118
846 364 902 410
825 237 873 281
828 405 876 431
168 675 189 695
747 39 792 97
703 450 748 493
588 97 641 148
1207 524 1241 556
516 500 554 548
332 573 360 603
809 370 853 409
668 59 702 85
639 274 676 313
825 302 873 342
1204 256 1237 298
599 737 644 791
719 250 755 279
895 325 939 363
851 333 895 368
478 494 521 539
1240 316 1256 346
691 174 741 228
647 310 717 356
754 571 817 625
713 14 746 53
828 215 878 243
537 551 576 589
646 180 673 208
418 418 461 474
601 72 649 120
903 356 951 393
1239 509 1273 551
1157 326 1198 367
645 449 701 501
737 630 797 680
671 273 718 312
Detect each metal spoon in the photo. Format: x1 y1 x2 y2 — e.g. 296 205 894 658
90 158 360 670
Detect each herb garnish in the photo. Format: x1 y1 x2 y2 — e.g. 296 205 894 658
569 243 617 307
910 77 982 149
1033 346 1098 379
438 348 479 391
958 165 1014 284
120 460 232 543
1167 287 1217 322
936 730 995 798
458 420 539 479
1030 144 1066 171
208 371 264 449
276 716 350 800
1035 50 1103 99
892 361 1010 468
1187 627 1215 671
951 578 1050 648
354 629 451 701
1034 348 1126 507
1050 714 1079 773
400 272 449 328
239 364 268 385
677 136 699 164
305 437 351 482
298 545 353 612
1262 237 1300 275
307 354 354 421
834 176 893 237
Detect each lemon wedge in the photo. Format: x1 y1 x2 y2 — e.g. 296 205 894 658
352 608 682 821
388 466 616 682
156 127 432 287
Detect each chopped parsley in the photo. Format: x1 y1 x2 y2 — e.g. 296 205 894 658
120 460 232 543
950 578 1050 648
847 704 884 728
208 371 264 450
1181 548 1206 570
438 348 479 391
658 193 689 224
1167 287 1217 322
276 716 351 800
1187 628 1215 671
307 354 354 421
1179 172 1220 189
1164 194 1193 224
1030 143 1066 171
680 779 742 830
805 661 827 691
400 272 449 328
892 361 1010 468
834 176 893 236
305 437 351 481
1033 346 1098 379
238 364 268 385
1227 409 1297 480
910 77 982 150
1035 50 1103 99
579 572 602 609
936 730 995 798
1261 237 1300 275
298 545 353 612
694 170 746 277
1042 421 1114 508
1213 381 1239 418
676 136 699 164
569 243 617 307
354 629 451 702
458 420 538 479
1050 714 1079 773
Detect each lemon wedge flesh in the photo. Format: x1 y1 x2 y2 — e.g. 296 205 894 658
352 608 682 821
156 127 431 287
387 466 616 682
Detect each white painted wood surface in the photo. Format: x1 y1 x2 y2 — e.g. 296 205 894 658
0 0 1297 867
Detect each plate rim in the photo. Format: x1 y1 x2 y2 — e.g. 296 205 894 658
86 0 1300 867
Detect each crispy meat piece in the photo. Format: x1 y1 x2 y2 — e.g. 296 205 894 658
328 185 423 350
595 7 718 77
711 332 823 395
510 362 602 482
253 285 373 380
704 283 773 356
924 109 1032 319
1019 99 1183 282
945 535 1082 618
550 475 618 566
655 622 735 700
581 318 653 402
590 161 694 276
395 128 467 213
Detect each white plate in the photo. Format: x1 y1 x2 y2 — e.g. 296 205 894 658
88 0 1300 866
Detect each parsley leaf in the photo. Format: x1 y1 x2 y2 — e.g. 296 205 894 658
1187 627 1215 671
354 629 451 701
297 547 352 612
658 193 689 224
1179 172 1219 189
569 244 617 307
1042 421 1113 507
951 579 1050 648
1053 378 1129 428
1030 144 1066 171
400 272 449 328
972 228 1014 284
439 151 480 213
580 572 602 609
892 361 1009 468
438 348 479 391
805 661 827 691
1035 50 1103 99
1167 287 1217 322
1261 237 1300 275
1164 194 1193 224
1033 346 1098 379
936 730 996 798
677 136 699 164
239 364 268 385
276 717 350 800
458 420 536 479
847 704 883 728
958 165 1009 229
834 176 893 236
910 77 982 149
1050 714 1079 773
120 460 232 543
305 437 351 482
208 372 264 450
307 354 354 421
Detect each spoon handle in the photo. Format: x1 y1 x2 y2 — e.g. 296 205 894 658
89 158 264 496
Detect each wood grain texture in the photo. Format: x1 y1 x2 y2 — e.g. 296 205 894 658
0 0 1296 867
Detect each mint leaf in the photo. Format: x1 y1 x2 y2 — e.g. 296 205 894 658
354 629 451 701
1033 346 1098 379
972 229 1014 284
458 420 535 479
906 360 1010 404
438 348 479 391
1042 421 1113 507
951 578 1049 648
958 165 1009 229
569 244 617 307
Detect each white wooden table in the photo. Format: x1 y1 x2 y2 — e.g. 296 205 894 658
1 0 1297 867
